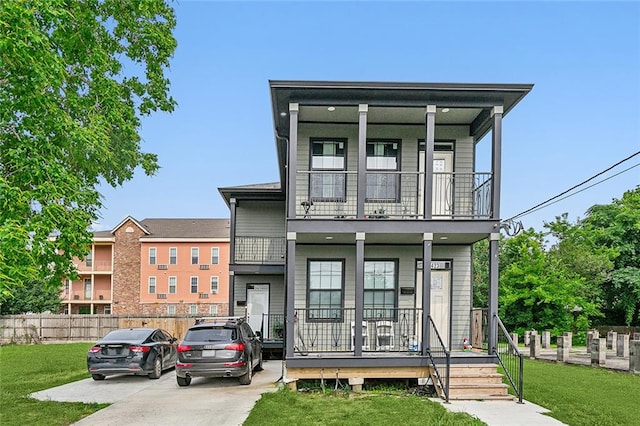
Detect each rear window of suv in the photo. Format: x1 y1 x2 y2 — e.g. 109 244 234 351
184 327 237 342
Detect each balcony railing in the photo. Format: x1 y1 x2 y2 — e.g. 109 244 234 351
235 236 285 264
292 307 423 353
296 171 492 219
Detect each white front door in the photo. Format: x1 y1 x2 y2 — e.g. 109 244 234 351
416 264 451 349
418 150 454 218
246 284 269 336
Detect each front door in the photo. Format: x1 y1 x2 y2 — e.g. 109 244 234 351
246 284 269 336
415 261 452 349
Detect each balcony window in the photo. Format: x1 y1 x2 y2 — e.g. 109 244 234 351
84 278 91 299
191 248 199 265
364 260 397 320
310 139 346 202
168 276 177 294
149 247 157 265
366 140 400 202
169 247 177 265
307 260 344 321
85 252 93 267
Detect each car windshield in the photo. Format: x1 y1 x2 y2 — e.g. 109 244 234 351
102 329 151 342
184 327 236 342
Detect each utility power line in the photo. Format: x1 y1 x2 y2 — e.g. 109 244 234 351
505 150 640 222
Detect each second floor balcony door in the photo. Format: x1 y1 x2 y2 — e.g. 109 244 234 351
418 150 453 218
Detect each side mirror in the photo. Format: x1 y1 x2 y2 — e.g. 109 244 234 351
255 331 262 340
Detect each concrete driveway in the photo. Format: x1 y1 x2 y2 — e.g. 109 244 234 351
30 360 283 426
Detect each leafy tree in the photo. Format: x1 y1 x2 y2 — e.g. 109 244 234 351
0 279 61 315
499 229 599 335
472 239 489 308
0 1 177 300
582 187 640 325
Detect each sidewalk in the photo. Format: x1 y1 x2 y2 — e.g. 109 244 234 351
434 398 566 425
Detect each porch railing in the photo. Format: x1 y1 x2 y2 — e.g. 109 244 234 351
296 171 492 219
292 307 423 353
234 236 285 264
259 313 285 341
427 315 451 402
495 315 524 403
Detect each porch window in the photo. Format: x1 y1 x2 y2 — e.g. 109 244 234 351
366 140 399 202
364 260 397 320
310 139 346 202
307 260 344 321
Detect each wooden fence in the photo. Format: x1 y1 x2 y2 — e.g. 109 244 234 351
0 314 202 344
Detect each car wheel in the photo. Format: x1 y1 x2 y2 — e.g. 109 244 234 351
91 374 106 381
148 355 162 379
177 376 191 387
255 353 264 372
239 358 253 385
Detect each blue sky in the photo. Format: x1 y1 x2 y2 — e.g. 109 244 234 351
95 1 640 233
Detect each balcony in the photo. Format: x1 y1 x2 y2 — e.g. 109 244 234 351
295 171 492 219
235 236 286 264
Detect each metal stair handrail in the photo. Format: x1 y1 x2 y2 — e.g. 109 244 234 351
494 314 524 403
426 315 450 402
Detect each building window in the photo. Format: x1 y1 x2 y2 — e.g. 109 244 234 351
366 140 400 201
190 277 198 294
364 260 397 320
191 247 199 265
189 304 198 315
211 247 219 265
168 276 177 294
310 139 347 202
149 247 157 265
210 305 218 315
148 276 156 294
85 252 93 267
210 276 219 294
64 279 70 296
169 247 177 265
167 305 176 315
104 305 111 315
84 278 91 299
307 260 344 321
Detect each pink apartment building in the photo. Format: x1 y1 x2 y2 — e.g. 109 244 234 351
63 217 230 316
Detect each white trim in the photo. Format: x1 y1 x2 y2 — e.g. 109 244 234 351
112 216 150 235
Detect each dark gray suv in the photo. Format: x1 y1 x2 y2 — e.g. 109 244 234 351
176 317 263 386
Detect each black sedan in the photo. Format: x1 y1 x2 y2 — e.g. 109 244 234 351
87 327 178 381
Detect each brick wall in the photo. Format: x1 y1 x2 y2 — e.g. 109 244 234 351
112 220 144 314
139 303 229 316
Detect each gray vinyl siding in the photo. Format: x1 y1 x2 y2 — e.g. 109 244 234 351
235 201 285 237
293 244 471 348
233 274 285 317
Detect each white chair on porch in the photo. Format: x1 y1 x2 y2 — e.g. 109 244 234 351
375 321 395 351
350 321 369 351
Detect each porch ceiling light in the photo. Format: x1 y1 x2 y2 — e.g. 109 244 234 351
441 108 450 113
327 106 336 112
439 236 448 240
280 112 287 117
325 236 333 240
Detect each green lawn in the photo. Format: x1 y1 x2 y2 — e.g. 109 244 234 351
244 388 485 426
0 343 107 426
521 359 640 426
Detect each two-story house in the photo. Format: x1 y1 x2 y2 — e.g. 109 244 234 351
220 80 532 400
63 217 231 316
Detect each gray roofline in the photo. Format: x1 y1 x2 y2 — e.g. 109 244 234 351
269 79 534 92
